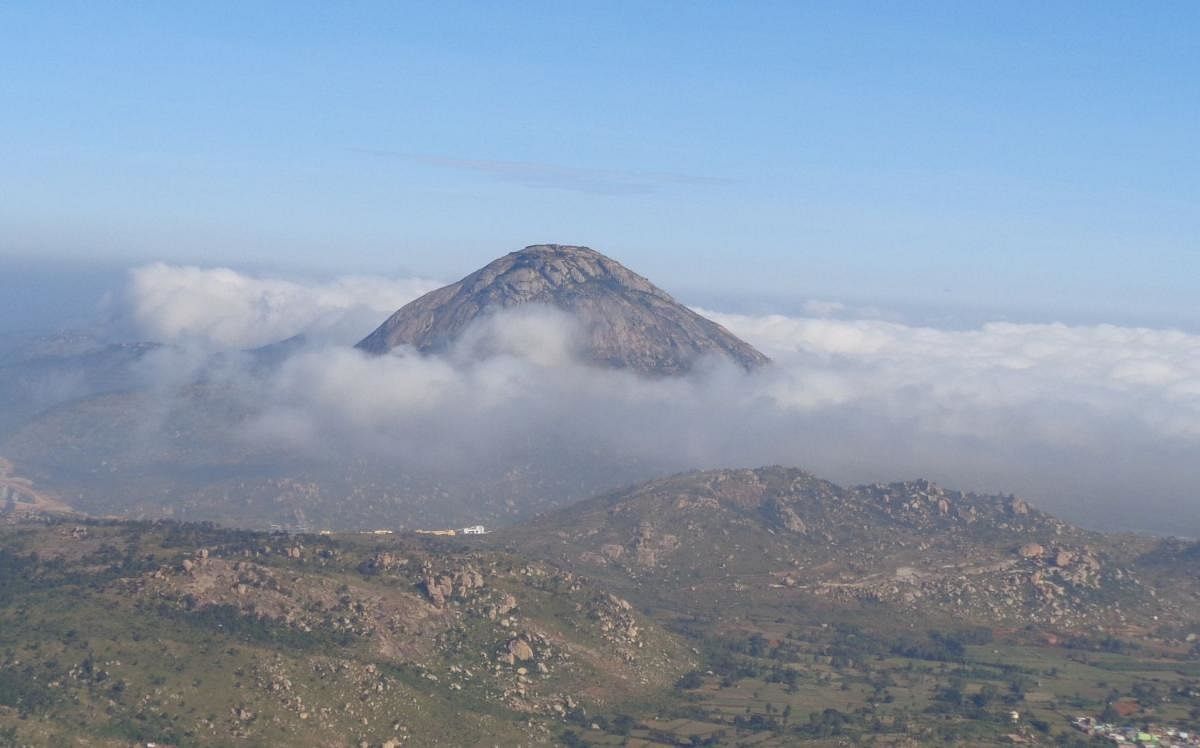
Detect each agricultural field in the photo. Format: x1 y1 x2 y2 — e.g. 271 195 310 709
570 611 1200 746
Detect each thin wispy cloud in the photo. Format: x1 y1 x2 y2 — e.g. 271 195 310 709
351 149 734 195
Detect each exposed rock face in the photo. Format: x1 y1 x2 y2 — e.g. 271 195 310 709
360 552 407 575
585 594 642 660
1019 542 1045 559
631 522 679 567
356 244 769 376
765 496 807 533
486 592 518 621
420 575 454 608
419 566 485 608
507 638 534 662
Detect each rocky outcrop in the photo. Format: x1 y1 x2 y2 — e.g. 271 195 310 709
507 638 534 662
420 575 454 608
631 523 679 567
585 593 642 660
1019 542 1045 559
485 592 518 621
418 565 486 607
356 245 769 376
360 552 407 575
765 496 807 534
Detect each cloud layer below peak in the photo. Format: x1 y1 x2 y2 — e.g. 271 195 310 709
125 263 440 349
110 264 1200 535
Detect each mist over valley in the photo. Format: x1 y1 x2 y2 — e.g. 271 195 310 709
3 246 1195 538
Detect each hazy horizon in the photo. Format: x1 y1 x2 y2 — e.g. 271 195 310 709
5 249 1200 341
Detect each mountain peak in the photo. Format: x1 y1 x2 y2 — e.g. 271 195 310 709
356 244 769 375
506 244 604 263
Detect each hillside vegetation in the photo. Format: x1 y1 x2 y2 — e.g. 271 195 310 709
4 468 1200 745
0 518 690 746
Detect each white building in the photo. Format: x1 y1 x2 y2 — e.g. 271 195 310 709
461 525 487 535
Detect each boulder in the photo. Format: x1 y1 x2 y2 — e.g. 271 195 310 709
453 569 485 595
420 575 454 607
775 502 808 533
508 639 534 662
1018 543 1044 559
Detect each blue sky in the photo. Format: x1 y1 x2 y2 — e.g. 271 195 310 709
1 2 1197 327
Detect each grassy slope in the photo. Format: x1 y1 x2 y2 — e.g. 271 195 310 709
0 519 692 747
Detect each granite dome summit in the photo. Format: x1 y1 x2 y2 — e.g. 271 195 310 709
356 244 769 375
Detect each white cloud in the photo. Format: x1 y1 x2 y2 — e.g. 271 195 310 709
704 311 1200 442
104 265 1200 534
125 263 440 349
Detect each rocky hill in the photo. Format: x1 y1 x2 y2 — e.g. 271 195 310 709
500 467 1189 633
0 336 159 437
356 244 769 375
6 482 1200 746
0 518 693 746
